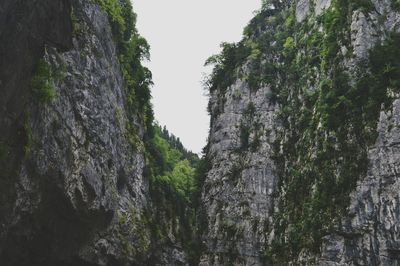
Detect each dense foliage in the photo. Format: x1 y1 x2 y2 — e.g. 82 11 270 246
146 125 203 264
157 125 199 168
149 124 199 202
31 59 57 103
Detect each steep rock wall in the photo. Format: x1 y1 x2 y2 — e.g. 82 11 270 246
200 75 280 265
0 1 191 265
0 0 149 265
200 0 400 265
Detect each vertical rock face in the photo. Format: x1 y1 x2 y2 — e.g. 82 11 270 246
199 77 280 265
0 0 150 265
2 0 400 265
0 1 191 265
0 0 73 226
318 98 400 265
201 0 400 265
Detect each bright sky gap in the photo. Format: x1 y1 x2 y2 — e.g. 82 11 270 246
133 0 262 153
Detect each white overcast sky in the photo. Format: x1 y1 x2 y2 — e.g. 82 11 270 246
133 0 261 154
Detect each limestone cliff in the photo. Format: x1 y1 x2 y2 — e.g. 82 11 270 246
0 0 194 265
2 0 400 265
200 0 400 265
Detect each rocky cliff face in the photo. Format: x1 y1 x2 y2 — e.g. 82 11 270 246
0 0 192 265
199 71 280 265
200 0 400 265
2 0 400 265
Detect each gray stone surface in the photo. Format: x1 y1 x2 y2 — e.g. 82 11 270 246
0 0 189 265
296 0 310 22
200 75 280 265
201 1 400 265
0 0 150 265
315 0 332 16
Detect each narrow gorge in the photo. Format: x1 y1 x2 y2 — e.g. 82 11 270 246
1 0 400 265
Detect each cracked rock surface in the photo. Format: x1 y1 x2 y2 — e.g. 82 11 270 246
200 0 400 265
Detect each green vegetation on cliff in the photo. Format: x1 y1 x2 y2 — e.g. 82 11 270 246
149 124 199 203
147 125 203 265
31 59 57 103
95 0 202 205
96 0 154 141
205 0 400 263
95 1 203 263
95 0 400 263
